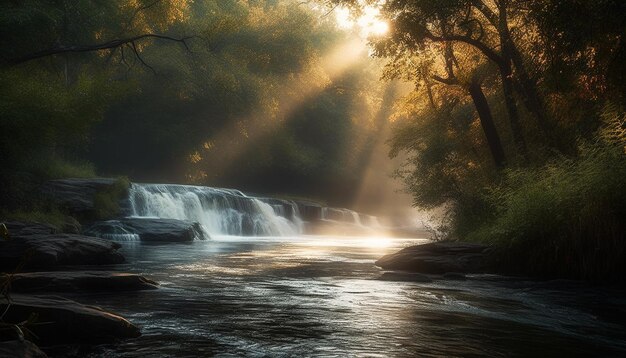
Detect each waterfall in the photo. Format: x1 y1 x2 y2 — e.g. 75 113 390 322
321 207 364 226
128 183 303 236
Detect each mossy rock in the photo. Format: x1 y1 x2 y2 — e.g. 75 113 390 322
92 177 130 220
41 177 130 222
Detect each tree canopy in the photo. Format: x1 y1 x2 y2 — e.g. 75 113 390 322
0 0 395 208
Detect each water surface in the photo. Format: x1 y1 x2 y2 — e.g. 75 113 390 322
69 235 626 357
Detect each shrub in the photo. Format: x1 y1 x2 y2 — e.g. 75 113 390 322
0 207 68 231
468 145 626 281
93 177 130 220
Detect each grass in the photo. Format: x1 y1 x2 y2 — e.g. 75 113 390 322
93 176 130 220
0 208 68 231
466 144 626 282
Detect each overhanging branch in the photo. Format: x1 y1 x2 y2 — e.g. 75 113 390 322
424 30 504 66
6 34 193 67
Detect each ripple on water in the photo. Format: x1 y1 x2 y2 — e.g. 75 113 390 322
70 236 626 357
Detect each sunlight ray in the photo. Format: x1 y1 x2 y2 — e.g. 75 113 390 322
186 38 369 182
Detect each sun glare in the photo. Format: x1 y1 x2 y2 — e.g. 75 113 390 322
335 6 389 37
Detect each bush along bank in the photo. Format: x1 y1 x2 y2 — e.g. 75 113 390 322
464 145 626 283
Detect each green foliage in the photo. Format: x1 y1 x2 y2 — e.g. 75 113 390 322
466 144 626 281
353 0 626 279
1 0 386 210
389 96 497 209
0 208 68 231
0 67 116 209
93 177 131 220
599 102 626 149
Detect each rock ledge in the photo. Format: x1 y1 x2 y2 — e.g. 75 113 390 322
375 241 493 274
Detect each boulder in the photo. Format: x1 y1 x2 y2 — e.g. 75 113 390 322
0 340 47 358
0 294 140 345
2 271 158 293
2 221 57 237
85 217 208 242
375 241 493 274
41 178 120 215
0 222 125 271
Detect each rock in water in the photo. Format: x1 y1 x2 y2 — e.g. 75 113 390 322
2 221 58 236
0 222 124 270
2 271 158 293
86 217 208 242
0 295 140 345
375 242 492 274
0 340 47 358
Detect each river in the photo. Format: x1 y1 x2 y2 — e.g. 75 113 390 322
58 234 626 357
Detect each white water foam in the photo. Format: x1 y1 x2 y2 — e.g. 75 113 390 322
128 183 303 236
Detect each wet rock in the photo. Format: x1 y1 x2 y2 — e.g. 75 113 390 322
0 294 140 345
0 222 124 271
85 217 208 242
2 271 158 293
2 221 58 236
60 217 82 234
0 340 47 358
375 242 493 274
41 178 120 217
378 272 433 283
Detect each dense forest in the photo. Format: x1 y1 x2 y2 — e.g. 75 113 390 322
333 0 626 280
0 0 394 211
2 0 626 280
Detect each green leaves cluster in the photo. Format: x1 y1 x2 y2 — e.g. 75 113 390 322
1 0 391 209
328 0 626 278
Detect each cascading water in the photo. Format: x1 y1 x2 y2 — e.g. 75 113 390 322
128 183 303 236
85 220 141 241
322 207 365 226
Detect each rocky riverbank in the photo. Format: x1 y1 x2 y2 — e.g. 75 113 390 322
375 241 497 278
1 177 429 356
0 221 157 357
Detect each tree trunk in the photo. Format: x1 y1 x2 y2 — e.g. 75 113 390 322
495 0 528 159
468 79 507 168
496 0 556 149
500 64 528 158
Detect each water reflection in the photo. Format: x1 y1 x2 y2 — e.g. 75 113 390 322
67 235 626 357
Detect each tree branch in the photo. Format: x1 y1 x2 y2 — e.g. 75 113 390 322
432 74 459 85
123 0 163 34
130 41 155 74
424 30 504 66
6 34 193 67
471 0 499 27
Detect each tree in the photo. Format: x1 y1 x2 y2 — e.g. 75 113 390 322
1 0 193 73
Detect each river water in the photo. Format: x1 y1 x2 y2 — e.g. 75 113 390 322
68 235 626 357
